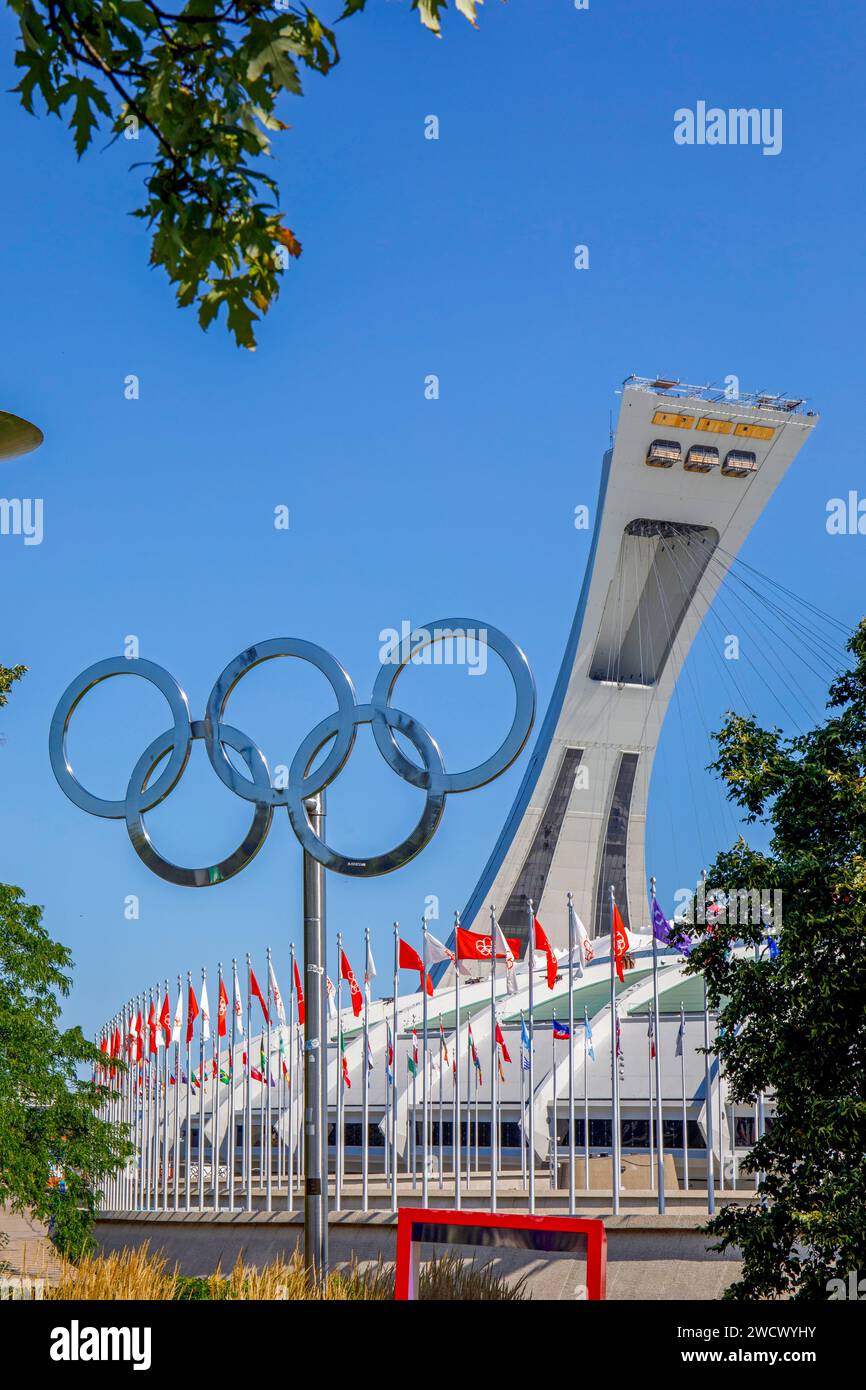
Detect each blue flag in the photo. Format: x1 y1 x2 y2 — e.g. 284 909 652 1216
552 1019 571 1041
584 1014 595 1062
520 1019 531 1050
652 894 691 955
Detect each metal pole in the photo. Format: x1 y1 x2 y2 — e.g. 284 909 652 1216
335 932 343 1213
526 900 536 1215
567 892 576 1214
489 905 498 1213
519 1011 527 1191
703 974 716 1216
583 1007 590 1191
198 968 206 1210
453 911 462 1211
421 920 429 1208
245 955 253 1211
650 878 666 1213
184 977 191 1211
551 1007 558 1190
213 965 221 1212
362 929 370 1213
680 1002 689 1191
162 981 170 1210
265 947 272 1212
228 961 237 1211
288 944 295 1212
391 921 399 1215
610 886 620 1216
303 793 327 1278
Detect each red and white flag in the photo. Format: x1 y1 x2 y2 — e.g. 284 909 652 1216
233 963 244 1039
612 903 630 985
293 958 305 1027
534 917 558 991
159 992 171 1047
268 958 287 1028
326 976 337 1021
494 919 518 996
186 984 199 1044
455 926 522 964
171 991 183 1045
495 1021 512 1064
340 949 363 1018
217 978 229 1038
200 980 211 1041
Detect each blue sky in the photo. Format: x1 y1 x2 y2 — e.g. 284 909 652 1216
1 0 864 1035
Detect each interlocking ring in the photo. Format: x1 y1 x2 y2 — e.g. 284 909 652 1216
49 619 535 881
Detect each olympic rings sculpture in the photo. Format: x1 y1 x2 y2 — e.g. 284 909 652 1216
49 620 535 883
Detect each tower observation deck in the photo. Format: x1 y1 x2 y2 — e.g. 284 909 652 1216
455 378 818 958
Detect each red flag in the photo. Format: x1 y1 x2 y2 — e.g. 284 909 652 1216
340 949 363 1018
342 1052 351 1089
134 1011 143 1063
293 959 305 1027
218 978 229 1038
612 903 630 984
495 1021 512 1064
159 993 171 1046
147 1000 158 1054
534 917 557 990
186 985 199 1044
250 967 270 1023
398 937 433 996
455 926 523 963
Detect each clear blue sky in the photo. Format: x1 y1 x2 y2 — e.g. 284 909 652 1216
1 0 864 1035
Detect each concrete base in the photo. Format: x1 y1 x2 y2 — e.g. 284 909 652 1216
95 1207 742 1301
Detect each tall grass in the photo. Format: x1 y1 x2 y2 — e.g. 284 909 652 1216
48 1243 528 1301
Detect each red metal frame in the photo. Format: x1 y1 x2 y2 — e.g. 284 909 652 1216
394 1206 607 1300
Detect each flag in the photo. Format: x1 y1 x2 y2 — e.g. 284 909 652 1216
250 967 269 1023
426 931 455 967
340 949 363 1018
233 963 244 1038
147 1000 157 1054
552 1019 571 1041
494 918 518 995
468 1022 482 1084
612 903 630 984
134 1011 143 1062
439 1020 449 1067
398 937 433 995
171 990 183 1045
341 1030 351 1089
675 1015 685 1057
386 1021 393 1085
412 1026 419 1065
615 1004 624 1079
364 936 377 1003
647 1013 656 1059
534 917 557 990
200 980 211 1041
767 932 780 960
293 959 305 1026
585 1011 595 1061
326 976 337 1021
455 926 522 964
217 978 229 1038
495 1021 512 1063
498 1053 506 1082
158 994 171 1046
575 911 594 966
269 959 287 1027
366 1033 374 1072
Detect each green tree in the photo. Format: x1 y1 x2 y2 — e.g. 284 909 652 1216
0 663 26 709
0 882 131 1259
686 620 866 1300
6 0 482 348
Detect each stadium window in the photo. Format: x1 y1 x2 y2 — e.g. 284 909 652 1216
589 1119 612 1147
622 1119 650 1148
735 1116 756 1147
500 1122 522 1148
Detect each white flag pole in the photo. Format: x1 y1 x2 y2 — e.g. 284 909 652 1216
421 920 429 1207
519 1010 527 1191
551 1006 558 1191
264 948 273 1212
335 933 343 1213
680 1002 689 1190
173 978 181 1212
650 877 666 1213
526 900 536 1216
648 1016 655 1191
609 887 620 1216
288 944 295 1211
391 922 399 1215
245 954 253 1212
228 960 237 1212
583 1007 590 1191
161 983 170 1210
489 905 498 1213
567 892 576 1213
438 1026 444 1188
362 929 370 1213
198 968 206 1211
453 910 462 1210
184 976 192 1211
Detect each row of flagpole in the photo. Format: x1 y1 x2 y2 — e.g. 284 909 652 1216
94 885 763 1217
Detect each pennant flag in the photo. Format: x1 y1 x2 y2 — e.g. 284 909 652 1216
134 1011 143 1062
398 937 433 996
675 1015 685 1058
171 990 183 1045
269 959 287 1027
217 978 229 1038
293 959 305 1026
250 967 269 1023
612 903 630 984
147 1000 157 1055
647 1013 656 1059
340 949 363 1018
534 917 557 990
585 1014 596 1062
494 918 518 996
552 1018 571 1042
159 993 171 1046
364 937 377 1004
455 926 522 964
200 980 211 1041
495 1021 512 1063
232 964 245 1039
326 976 337 1021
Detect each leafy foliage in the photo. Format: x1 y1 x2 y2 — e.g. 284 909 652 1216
684 620 866 1299
6 0 483 347
0 881 131 1259
0 663 27 710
